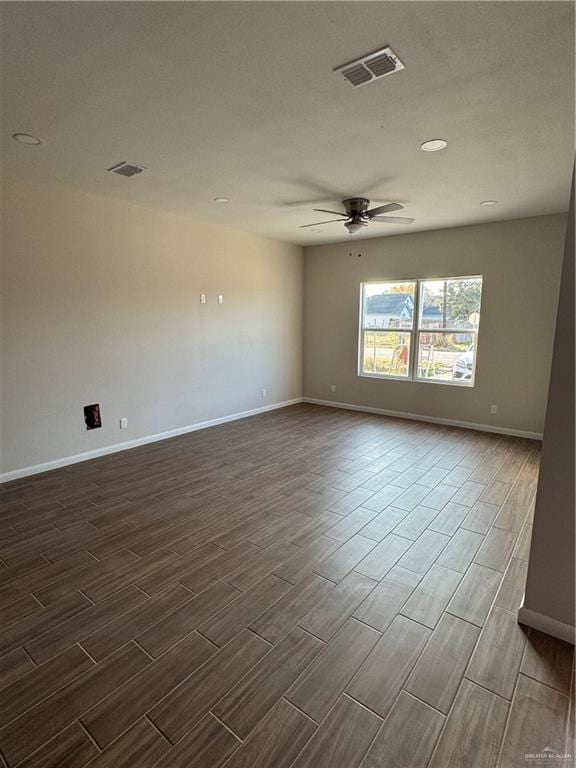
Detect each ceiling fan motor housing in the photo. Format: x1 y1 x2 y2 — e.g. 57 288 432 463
343 198 370 218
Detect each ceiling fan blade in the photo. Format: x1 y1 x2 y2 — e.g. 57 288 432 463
313 208 347 216
300 218 348 228
371 216 415 224
366 202 404 217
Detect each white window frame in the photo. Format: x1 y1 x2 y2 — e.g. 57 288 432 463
358 275 482 387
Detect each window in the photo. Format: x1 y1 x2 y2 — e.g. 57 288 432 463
359 276 482 386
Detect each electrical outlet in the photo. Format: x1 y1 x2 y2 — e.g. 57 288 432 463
261 388 267 399
490 404 498 414
200 293 207 304
330 384 337 393
120 417 128 429
218 294 224 304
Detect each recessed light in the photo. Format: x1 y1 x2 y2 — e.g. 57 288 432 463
213 197 230 204
420 139 447 152
12 133 43 146
480 200 498 206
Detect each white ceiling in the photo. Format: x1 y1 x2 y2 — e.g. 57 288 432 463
1 1 574 245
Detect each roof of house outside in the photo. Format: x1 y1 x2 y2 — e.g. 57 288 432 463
366 292 443 318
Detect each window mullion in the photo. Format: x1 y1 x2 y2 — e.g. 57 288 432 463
408 280 422 380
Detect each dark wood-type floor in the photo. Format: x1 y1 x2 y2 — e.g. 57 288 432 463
0 404 573 768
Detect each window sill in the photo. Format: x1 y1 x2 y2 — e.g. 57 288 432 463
358 372 475 388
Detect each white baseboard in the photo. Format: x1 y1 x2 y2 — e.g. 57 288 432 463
303 397 543 440
518 604 575 645
0 398 304 484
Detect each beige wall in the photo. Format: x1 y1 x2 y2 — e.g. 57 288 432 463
303 215 566 436
522 180 574 633
0 181 303 475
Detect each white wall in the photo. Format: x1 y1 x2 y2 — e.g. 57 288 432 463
303 215 566 436
0 181 303 476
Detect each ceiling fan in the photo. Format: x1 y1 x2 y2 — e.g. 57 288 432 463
300 198 414 234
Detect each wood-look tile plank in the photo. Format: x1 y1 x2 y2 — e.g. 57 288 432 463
448 563 502 627
353 576 414 632
520 629 574 696
397 530 450 575
462 501 499 535
137 580 241 657
494 557 527 613
179 541 262 593
213 627 324 739
323 506 378 543
437 528 484 573
357 506 407 542
329 487 376 516
148 629 271 743
466 606 528 699
82 632 215 747
246 575 331 644
287 618 380 722
417 466 450 488
223 699 316 768
451 480 487 507
152 713 240 768
428 501 470 536
346 615 430 718
0 642 150 767
498 674 571 767
385 564 423 589
361 484 404 512
33 549 141 605
0 556 51 589
0 594 42 629
420 483 458 511
392 484 430 511
361 691 444 768
406 612 480 713
0 648 35 691
290 694 382 768
312 535 376 583
200 574 292 646
15 722 98 768
392 505 440 540
224 540 301 591
429 680 509 768
0 591 92 657
480 480 511 506
354 534 411 581
81 718 170 768
25 585 148 664
298 571 376 641
272 535 341 585
135 543 223 595
442 466 473 486
0 644 93 726
474 527 518 572
493 465 537 533
0 550 95 608
360 468 399 493
81 583 194 660
513 522 532 561
401 564 462 629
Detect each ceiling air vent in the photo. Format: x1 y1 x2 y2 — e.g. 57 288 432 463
107 161 147 178
334 46 404 87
